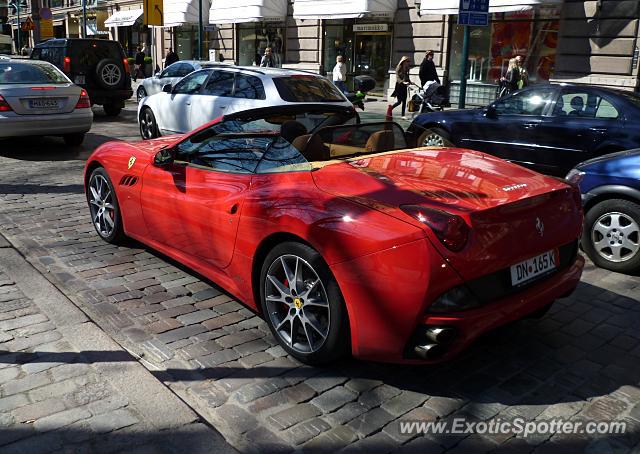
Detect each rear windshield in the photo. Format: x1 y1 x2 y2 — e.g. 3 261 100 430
0 62 69 84
273 76 346 103
69 41 123 69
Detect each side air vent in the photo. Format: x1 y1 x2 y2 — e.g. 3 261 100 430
119 175 138 187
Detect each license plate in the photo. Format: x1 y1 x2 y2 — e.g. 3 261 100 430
29 98 59 109
510 250 558 286
74 75 85 84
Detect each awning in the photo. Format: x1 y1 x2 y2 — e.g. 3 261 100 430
104 9 143 27
209 0 287 24
420 0 561 15
293 0 397 20
164 0 211 27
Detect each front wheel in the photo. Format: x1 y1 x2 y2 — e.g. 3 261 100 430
259 242 350 365
139 108 159 140
582 199 640 274
87 167 124 244
418 127 450 147
136 86 147 102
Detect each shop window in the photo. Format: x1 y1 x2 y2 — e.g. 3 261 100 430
238 23 285 67
323 21 353 79
450 6 560 86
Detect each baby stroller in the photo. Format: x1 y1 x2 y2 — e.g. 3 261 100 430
409 81 451 114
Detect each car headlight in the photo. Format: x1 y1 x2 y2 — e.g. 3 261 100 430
565 168 585 185
429 285 481 313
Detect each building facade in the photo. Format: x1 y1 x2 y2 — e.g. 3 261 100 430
4 0 640 106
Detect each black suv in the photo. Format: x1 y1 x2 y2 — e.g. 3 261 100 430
31 38 133 116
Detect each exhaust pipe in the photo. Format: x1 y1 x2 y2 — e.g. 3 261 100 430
414 343 444 360
425 326 456 344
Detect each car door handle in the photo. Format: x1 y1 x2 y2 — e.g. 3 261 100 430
220 106 227 109
522 123 537 129
186 102 191 106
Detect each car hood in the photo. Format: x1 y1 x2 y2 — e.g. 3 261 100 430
313 147 581 280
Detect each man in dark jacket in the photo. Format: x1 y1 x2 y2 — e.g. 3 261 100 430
164 48 179 68
419 50 440 87
133 46 146 82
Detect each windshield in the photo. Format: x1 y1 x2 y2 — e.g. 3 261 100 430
273 76 346 103
0 62 69 84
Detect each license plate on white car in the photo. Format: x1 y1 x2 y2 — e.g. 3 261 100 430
510 250 558 286
29 98 59 109
74 75 85 84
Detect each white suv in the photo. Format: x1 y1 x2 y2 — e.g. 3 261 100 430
138 67 353 140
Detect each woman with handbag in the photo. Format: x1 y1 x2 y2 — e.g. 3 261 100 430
390 56 412 120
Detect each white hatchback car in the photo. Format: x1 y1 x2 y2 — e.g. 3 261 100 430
138 66 353 139
0 57 93 145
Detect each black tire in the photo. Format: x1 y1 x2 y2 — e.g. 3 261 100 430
87 167 125 244
95 58 124 90
139 107 160 140
103 104 122 117
63 133 85 146
136 86 147 103
259 242 350 365
417 127 451 147
582 199 640 274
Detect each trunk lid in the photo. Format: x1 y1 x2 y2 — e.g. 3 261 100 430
1 84 81 115
313 148 582 280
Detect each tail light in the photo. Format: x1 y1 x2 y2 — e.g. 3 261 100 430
63 56 71 73
75 89 91 109
401 205 469 252
123 58 130 74
0 95 12 112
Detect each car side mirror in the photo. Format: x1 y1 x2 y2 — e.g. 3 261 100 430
154 147 175 166
155 72 161 78
486 105 498 118
162 83 173 94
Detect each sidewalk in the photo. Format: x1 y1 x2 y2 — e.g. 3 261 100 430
0 241 235 454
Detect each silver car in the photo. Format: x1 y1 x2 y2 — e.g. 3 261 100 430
136 60 224 102
0 57 93 146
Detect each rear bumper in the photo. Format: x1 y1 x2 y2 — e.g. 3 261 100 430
0 110 93 137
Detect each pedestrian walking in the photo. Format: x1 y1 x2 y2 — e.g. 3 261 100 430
332 55 348 94
164 48 179 68
390 56 412 119
133 46 146 82
260 47 276 68
419 50 440 87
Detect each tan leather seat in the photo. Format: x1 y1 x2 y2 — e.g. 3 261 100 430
291 134 330 162
365 130 395 153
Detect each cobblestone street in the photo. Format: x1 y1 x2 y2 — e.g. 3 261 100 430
0 103 639 453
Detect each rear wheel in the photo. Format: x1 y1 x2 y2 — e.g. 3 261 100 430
63 133 85 146
103 104 122 117
136 86 147 102
87 167 124 244
583 199 640 273
418 127 450 147
259 242 350 365
139 107 159 140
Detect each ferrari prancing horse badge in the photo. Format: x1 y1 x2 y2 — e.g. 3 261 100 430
128 156 136 169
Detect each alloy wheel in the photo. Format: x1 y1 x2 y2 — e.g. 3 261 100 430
101 63 122 87
422 133 446 147
140 109 156 139
88 174 116 238
264 254 330 354
591 211 640 263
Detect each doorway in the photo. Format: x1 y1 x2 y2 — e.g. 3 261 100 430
354 32 391 96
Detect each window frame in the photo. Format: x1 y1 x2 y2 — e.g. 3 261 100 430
492 87 558 117
552 88 621 120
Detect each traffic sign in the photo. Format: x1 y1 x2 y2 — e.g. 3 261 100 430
144 0 163 26
458 0 490 27
21 16 35 32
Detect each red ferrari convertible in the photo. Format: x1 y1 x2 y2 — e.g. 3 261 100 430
84 105 584 365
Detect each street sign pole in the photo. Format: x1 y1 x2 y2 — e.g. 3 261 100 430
198 0 203 60
16 1 20 53
82 0 87 38
458 25 470 109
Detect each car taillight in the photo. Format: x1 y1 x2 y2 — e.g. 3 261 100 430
75 89 91 109
63 56 71 73
0 95 12 112
401 205 469 252
123 58 130 74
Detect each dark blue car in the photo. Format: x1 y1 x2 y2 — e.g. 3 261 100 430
408 83 640 176
566 150 640 274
